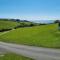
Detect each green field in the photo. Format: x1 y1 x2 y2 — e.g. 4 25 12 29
0 20 20 30
0 24 60 48
0 53 33 60
0 19 36 31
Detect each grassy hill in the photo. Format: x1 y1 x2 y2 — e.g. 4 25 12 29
0 23 60 48
0 19 36 32
0 20 20 30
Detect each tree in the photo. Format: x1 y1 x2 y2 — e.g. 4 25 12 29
54 20 59 23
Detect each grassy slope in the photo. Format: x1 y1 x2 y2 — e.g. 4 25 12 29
0 24 60 48
0 20 20 30
0 53 33 60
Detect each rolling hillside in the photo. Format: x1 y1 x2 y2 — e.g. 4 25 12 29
0 20 20 30
0 23 60 48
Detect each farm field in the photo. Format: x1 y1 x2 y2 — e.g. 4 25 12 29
0 53 33 60
0 24 60 48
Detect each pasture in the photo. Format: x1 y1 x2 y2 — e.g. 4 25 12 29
0 24 60 48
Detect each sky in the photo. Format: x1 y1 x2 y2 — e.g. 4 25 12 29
0 0 60 20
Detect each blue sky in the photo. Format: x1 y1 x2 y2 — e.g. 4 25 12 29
0 0 60 20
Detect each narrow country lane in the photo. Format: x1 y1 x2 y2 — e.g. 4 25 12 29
0 42 60 60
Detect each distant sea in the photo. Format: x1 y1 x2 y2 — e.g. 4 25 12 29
31 20 55 24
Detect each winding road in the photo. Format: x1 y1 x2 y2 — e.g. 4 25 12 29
0 42 60 60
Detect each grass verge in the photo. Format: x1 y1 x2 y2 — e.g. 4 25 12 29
0 53 33 60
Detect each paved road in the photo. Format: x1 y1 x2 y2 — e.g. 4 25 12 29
0 42 60 60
